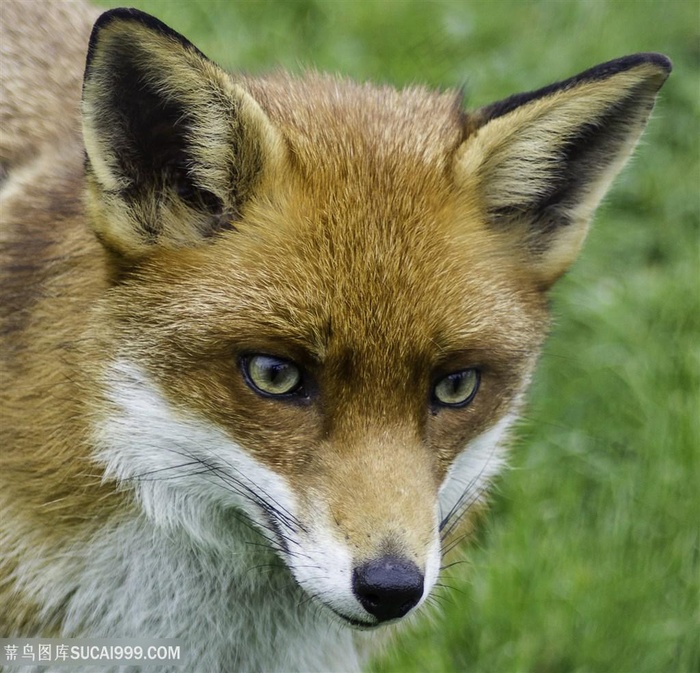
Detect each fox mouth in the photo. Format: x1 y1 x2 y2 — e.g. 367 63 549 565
327 607 379 630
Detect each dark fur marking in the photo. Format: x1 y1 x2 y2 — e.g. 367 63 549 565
487 80 660 243
86 44 227 241
480 53 671 123
86 8 208 74
91 48 211 224
0 236 56 346
84 11 263 246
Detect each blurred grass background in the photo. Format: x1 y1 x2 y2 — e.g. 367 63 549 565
98 1 699 671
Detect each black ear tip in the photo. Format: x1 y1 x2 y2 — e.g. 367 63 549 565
612 52 672 77
569 52 673 87
90 7 175 36
88 8 159 48
86 7 204 70
637 52 672 74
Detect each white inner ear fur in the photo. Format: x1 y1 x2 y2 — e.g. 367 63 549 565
454 69 665 284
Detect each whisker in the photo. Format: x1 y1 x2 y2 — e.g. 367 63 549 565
440 559 469 571
163 444 306 539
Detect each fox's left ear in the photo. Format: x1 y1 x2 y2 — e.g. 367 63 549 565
455 54 671 287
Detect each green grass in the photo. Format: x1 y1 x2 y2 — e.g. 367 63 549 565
99 1 699 671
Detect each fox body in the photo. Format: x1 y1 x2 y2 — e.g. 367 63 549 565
0 2 671 671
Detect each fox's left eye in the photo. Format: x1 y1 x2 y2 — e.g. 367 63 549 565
433 369 480 407
243 355 303 397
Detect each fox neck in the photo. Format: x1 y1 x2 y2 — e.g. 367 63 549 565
59 514 364 672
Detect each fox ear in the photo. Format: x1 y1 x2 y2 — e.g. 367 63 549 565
456 54 671 287
82 8 285 258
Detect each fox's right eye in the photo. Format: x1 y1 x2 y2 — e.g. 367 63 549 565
242 355 303 398
432 368 480 407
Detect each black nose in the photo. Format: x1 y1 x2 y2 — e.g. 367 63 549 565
352 556 424 622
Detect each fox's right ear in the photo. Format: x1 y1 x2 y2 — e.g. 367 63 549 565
82 8 286 259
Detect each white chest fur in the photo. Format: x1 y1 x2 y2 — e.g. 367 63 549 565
56 514 362 673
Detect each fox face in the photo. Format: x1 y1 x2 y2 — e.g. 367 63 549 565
79 9 669 629
91 149 543 626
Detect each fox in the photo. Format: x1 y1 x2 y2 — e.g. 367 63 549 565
0 0 671 671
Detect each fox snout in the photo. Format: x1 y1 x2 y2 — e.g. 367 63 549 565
281 430 441 627
287 505 438 628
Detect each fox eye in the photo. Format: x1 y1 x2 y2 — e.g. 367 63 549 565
243 355 303 397
433 369 480 407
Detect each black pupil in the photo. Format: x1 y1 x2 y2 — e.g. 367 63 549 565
267 363 289 384
449 372 467 393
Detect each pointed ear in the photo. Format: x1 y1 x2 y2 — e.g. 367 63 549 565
455 54 671 287
82 8 286 258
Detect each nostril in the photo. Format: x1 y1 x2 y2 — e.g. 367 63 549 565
352 556 424 623
363 592 380 609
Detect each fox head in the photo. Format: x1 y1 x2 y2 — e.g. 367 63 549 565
81 9 670 628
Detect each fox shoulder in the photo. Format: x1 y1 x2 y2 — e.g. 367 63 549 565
0 0 99 175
